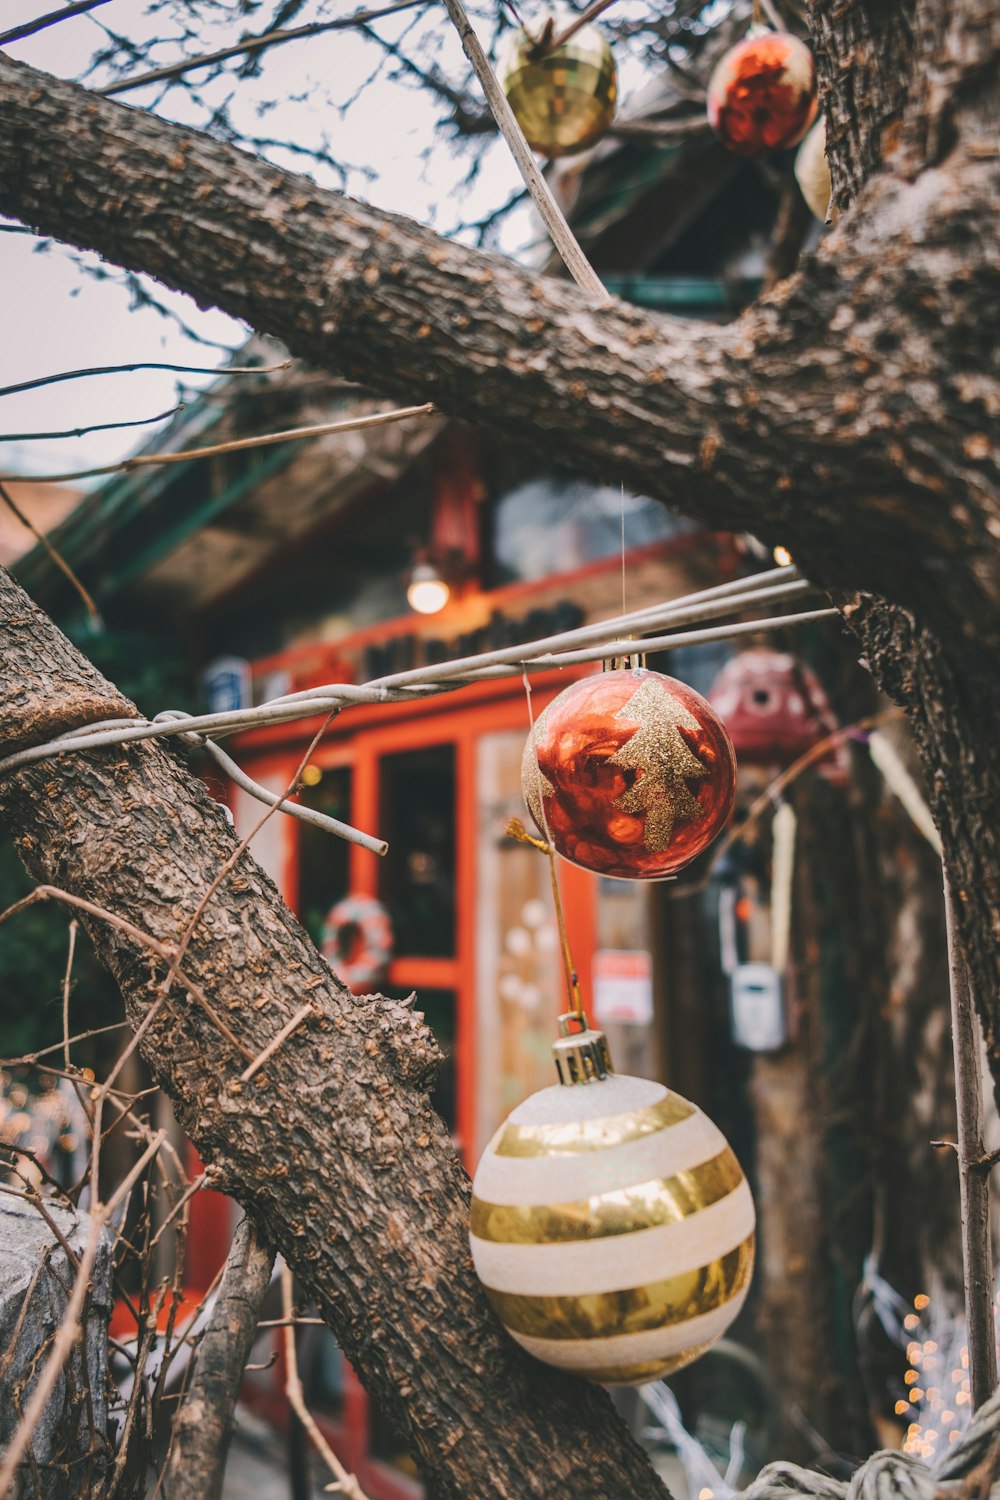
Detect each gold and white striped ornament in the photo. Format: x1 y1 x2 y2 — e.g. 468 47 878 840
470 1014 755 1385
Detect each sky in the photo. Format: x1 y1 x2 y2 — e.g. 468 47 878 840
0 0 657 479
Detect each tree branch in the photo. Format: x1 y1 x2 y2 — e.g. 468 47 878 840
0 53 997 651
163 1217 276 1500
0 563 670 1499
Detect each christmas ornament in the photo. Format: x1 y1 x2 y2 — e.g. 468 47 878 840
521 660 736 879
497 14 617 158
322 895 393 994
707 29 818 157
470 1012 755 1384
707 648 849 782
795 116 837 223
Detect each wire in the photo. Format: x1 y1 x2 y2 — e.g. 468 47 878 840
0 567 833 858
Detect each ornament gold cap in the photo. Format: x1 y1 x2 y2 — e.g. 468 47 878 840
603 650 647 672
553 1010 614 1085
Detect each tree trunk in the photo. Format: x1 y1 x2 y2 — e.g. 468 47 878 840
0 564 669 1500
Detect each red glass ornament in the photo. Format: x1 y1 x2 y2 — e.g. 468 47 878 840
521 668 736 879
707 30 818 157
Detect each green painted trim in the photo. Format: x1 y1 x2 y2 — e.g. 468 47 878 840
604 275 761 310
103 441 296 598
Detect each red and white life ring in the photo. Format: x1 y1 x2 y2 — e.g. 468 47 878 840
322 895 394 994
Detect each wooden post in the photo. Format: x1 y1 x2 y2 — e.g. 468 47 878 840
944 875 998 1410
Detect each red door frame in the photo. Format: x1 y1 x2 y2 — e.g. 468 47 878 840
227 669 599 1499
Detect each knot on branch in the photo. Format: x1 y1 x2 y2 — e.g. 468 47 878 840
371 993 443 1091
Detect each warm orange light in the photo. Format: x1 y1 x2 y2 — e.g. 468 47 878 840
407 563 450 615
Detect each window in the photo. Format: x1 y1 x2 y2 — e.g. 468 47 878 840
491 473 686 585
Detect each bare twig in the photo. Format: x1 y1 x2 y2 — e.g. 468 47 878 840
0 401 181 443
99 0 429 98
240 1003 315 1084
0 1129 165 1497
440 0 608 300
0 480 101 627
944 875 998 1410
0 357 291 400
0 402 437 485
61 919 79 1071
549 0 621 49
0 884 255 1063
164 1217 275 1500
0 0 111 46
281 1268 369 1500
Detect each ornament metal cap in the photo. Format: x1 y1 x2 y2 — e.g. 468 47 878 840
603 650 647 672
553 1009 614 1085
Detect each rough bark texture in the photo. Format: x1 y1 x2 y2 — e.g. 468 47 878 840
0 565 670 1500
2 10 999 1104
1 0 1000 1488
0 41 997 642
163 1217 275 1500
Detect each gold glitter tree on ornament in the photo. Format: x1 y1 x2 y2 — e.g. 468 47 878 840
611 681 707 850
523 704 555 829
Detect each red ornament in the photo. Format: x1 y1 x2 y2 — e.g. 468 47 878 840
708 649 850 783
707 30 818 157
521 667 736 879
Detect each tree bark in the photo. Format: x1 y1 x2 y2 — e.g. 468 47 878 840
1 4 1000 1483
0 45 997 642
163 1217 275 1500
0 563 670 1498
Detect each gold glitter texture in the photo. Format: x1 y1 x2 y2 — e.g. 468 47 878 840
521 704 556 829
610 681 707 851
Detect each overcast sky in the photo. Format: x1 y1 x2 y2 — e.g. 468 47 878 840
0 0 566 477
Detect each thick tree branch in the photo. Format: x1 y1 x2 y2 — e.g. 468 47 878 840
0 563 669 1499
0 53 997 654
164 1216 275 1500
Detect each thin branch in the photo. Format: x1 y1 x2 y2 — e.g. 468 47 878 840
0 0 111 47
0 1128 165 1498
281 1268 370 1500
239 1003 315 1083
0 884 255 1062
0 479 102 627
0 357 291 400
61 918 78 1071
164 1217 275 1500
0 401 181 442
98 0 430 98
440 0 608 301
0 402 437 484
550 0 622 49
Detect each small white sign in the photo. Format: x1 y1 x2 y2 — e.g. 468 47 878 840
593 949 654 1027
730 962 787 1051
201 656 252 714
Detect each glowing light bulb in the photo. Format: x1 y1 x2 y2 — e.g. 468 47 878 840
407 563 450 615
773 545 793 567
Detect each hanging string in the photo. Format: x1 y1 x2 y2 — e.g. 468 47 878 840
620 481 627 619
512 670 583 1020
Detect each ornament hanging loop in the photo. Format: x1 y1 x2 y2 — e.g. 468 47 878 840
603 649 647 673
553 1010 614 1085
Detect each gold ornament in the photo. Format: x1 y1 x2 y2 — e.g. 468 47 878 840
470 1013 755 1384
795 116 838 224
497 14 617 159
